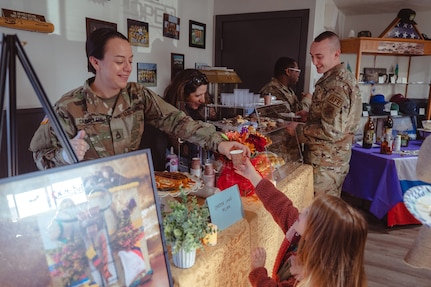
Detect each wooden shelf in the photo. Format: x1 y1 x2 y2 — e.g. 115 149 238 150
341 37 431 120
341 37 431 56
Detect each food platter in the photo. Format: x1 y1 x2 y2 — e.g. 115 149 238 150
404 185 431 227
209 115 286 134
155 171 203 197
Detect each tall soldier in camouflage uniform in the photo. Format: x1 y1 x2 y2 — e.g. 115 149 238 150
259 57 312 115
286 31 362 197
29 28 249 170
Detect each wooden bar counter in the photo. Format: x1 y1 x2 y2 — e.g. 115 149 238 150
170 164 314 287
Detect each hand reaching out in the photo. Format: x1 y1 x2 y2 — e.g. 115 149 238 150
233 156 263 187
251 247 266 269
218 140 251 159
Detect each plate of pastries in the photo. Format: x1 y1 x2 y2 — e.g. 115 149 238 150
154 171 203 197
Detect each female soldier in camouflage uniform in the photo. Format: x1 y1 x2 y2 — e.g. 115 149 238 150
29 28 249 169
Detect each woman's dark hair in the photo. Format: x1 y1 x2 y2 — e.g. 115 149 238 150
86 28 128 74
164 69 210 108
273 57 297 77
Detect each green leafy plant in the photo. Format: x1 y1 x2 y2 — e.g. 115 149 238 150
162 190 211 254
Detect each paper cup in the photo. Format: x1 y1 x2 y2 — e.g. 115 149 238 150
191 157 201 170
230 149 245 167
264 94 271 105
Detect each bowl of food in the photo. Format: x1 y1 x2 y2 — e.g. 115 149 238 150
422 120 431 131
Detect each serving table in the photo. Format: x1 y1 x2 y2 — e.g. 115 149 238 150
170 164 314 287
342 140 431 226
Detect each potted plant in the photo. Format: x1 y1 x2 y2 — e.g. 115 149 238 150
162 189 213 268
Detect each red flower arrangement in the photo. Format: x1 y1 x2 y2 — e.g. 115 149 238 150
224 126 272 155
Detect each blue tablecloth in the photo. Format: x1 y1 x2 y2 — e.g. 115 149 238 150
343 140 429 224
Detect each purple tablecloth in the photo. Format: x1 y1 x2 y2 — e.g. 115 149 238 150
342 140 423 220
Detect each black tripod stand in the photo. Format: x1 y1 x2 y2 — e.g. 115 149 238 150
0 33 78 177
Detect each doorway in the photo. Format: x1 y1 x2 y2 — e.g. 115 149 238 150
215 10 309 95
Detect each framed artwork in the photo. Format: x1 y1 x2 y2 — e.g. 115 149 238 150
189 20 206 49
127 19 149 47
0 150 173 287
85 17 117 41
163 13 180 40
137 62 157 87
171 53 184 80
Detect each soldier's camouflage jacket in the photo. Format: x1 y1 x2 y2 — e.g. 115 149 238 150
295 63 362 194
259 77 311 113
29 78 225 169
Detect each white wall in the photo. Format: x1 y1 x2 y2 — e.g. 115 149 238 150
340 11 431 40
3 1 431 109
1 0 214 108
339 10 431 101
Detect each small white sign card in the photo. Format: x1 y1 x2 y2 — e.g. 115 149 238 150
206 184 244 231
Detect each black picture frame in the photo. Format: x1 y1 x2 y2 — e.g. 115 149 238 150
171 53 184 80
85 17 117 41
189 20 206 49
0 150 173 286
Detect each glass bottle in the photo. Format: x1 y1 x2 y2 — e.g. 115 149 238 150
380 116 393 155
384 115 393 135
380 132 393 155
362 116 375 148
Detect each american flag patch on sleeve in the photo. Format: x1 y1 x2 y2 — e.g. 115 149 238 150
40 116 49 125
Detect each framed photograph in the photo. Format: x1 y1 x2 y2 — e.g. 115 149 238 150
85 17 117 41
171 53 184 80
189 20 206 49
137 62 157 87
127 18 149 47
163 13 180 40
0 150 173 287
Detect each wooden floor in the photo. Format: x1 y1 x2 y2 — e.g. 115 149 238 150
343 195 431 286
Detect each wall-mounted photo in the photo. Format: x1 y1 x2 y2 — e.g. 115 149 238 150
137 62 157 87
127 19 149 47
189 20 206 49
0 150 173 287
163 13 180 40
85 17 117 41
171 53 184 80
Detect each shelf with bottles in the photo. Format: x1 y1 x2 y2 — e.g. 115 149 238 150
355 113 418 145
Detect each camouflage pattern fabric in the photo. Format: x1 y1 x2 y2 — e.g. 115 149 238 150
29 78 225 169
295 63 362 196
259 78 311 112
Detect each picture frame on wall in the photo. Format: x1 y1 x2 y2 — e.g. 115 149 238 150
137 62 157 87
0 150 173 287
85 17 117 41
163 13 180 40
127 18 149 47
171 53 184 80
189 20 206 49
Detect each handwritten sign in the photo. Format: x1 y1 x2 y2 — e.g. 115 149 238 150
206 185 244 231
